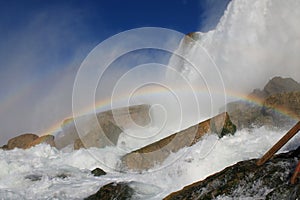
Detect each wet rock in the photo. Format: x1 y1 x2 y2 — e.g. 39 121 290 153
25 174 42 181
263 76 300 96
164 149 300 200
6 133 39 150
55 173 69 179
121 112 236 171
74 120 124 150
25 135 56 149
226 77 300 129
0 144 8 150
263 91 300 125
91 168 106 177
54 104 151 149
84 182 134 200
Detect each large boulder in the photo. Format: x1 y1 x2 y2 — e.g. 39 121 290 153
84 181 161 200
164 148 300 200
25 135 56 149
121 112 236 171
54 104 151 149
6 133 39 150
74 119 123 150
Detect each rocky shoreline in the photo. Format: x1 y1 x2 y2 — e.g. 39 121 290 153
164 147 300 200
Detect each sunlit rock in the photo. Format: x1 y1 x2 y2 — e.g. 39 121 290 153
26 135 56 149
121 112 236 171
6 133 39 150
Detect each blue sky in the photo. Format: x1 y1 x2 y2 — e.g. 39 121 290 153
0 0 230 143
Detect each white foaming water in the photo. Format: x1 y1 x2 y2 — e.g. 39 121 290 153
167 0 300 114
2 0 299 199
0 126 299 199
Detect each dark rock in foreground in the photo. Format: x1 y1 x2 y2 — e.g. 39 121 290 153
85 182 134 200
121 112 236 171
164 148 300 200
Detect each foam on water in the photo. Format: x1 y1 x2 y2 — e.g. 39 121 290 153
0 125 299 199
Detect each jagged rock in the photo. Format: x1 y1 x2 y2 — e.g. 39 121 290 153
164 149 300 200
263 91 300 124
249 76 300 100
226 77 300 129
84 182 134 200
264 77 300 96
91 168 106 177
54 104 151 149
25 135 56 149
121 112 236 171
6 133 39 150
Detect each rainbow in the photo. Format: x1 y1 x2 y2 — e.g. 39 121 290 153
41 85 299 137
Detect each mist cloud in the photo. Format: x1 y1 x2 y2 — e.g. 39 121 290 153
169 0 300 105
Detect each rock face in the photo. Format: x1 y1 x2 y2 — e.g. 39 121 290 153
84 182 134 200
164 148 300 200
6 133 39 150
54 104 151 149
226 77 300 129
121 112 236 171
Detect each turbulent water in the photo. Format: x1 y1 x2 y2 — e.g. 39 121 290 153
1 0 299 199
0 126 299 199
168 0 300 99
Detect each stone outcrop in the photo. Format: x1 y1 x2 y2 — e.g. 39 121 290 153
6 133 39 150
54 104 151 149
84 181 161 200
121 112 236 171
249 76 300 100
25 135 55 149
164 148 300 200
264 91 300 123
73 119 123 150
84 182 134 200
1 134 56 150
91 168 106 177
226 77 300 129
